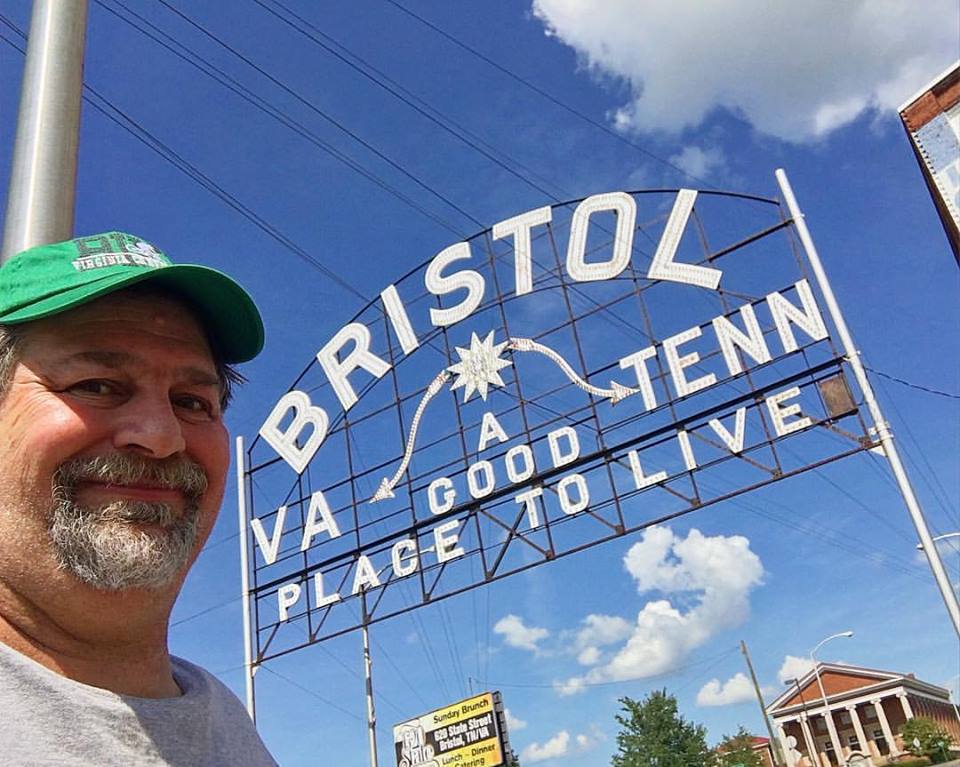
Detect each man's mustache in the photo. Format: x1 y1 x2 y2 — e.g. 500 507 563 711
54 453 208 507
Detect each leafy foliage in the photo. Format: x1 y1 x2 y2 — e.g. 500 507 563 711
899 717 952 762
712 727 763 767
611 690 711 767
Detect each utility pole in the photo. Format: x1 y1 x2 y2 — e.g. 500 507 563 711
740 640 784 767
1 0 88 263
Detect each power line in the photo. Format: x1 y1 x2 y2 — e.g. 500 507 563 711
865 365 960 401
97 0 467 246
472 645 740 690
149 0 483 233
254 0 563 203
381 0 719 191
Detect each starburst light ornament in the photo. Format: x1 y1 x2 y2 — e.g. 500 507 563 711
447 331 512 402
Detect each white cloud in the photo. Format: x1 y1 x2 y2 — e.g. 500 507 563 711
531 0 958 142
522 730 570 762
506 708 528 731
494 614 549 653
567 614 634 666
696 672 770 707
668 146 726 180
778 654 815 684
521 727 602 762
558 526 763 693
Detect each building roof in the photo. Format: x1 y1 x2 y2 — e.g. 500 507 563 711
767 662 952 717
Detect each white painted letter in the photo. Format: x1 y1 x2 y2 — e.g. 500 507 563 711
278 582 301 622
663 326 716 397
251 505 287 565
391 539 419 577
434 520 465 563
505 444 535 483
259 391 328 474
515 487 544 529
677 430 697 471
766 280 828 354
647 189 721 289
566 192 637 282
317 323 391 412
428 477 456 516
708 408 747 454
557 474 589 515
300 490 341 551
352 555 381 594
627 450 667 489
618 346 658 411
468 460 496 499
712 304 771 376
425 242 485 327
548 426 580 468
313 572 341 608
766 387 811 436
477 411 509 451
492 205 552 296
380 284 419 354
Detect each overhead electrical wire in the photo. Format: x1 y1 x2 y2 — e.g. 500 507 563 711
96 0 467 246
380 0 720 191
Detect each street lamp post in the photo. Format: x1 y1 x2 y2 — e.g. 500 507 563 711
811 631 854 765
786 678 819 766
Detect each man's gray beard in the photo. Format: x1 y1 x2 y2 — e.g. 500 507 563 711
49 454 207 591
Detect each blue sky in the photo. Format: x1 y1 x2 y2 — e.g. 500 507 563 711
1 2 958 765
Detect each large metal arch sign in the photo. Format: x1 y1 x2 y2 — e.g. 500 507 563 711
237 171 879 682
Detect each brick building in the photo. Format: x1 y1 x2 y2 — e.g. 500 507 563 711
766 662 960 766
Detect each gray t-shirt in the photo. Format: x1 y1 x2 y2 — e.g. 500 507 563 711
0 642 277 766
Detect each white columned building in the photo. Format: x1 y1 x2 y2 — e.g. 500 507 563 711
767 662 960 766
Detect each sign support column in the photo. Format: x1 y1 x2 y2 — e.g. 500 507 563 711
362 592 379 767
776 168 960 637
235 436 257 721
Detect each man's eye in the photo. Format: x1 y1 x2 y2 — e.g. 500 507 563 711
68 380 119 396
174 395 216 418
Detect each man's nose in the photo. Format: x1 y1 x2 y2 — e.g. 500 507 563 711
112 396 186 458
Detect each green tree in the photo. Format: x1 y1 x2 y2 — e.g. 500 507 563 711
899 717 952 763
611 689 711 767
712 727 763 767
506 750 521 767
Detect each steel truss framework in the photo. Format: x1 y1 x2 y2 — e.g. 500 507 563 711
241 185 875 668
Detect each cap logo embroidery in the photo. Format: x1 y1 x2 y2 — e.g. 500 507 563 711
71 252 167 271
70 234 167 272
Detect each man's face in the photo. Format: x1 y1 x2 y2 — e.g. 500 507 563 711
0 291 229 592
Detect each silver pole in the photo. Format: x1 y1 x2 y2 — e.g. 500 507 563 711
235 436 256 721
776 168 960 636
362 594 380 767
1 0 88 263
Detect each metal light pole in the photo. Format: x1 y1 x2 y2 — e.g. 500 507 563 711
777 169 960 637
916 532 960 550
786 677 819 765
1 0 88 263
810 631 854 763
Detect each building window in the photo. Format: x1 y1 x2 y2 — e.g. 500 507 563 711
847 734 861 750
839 711 851 725
873 729 889 756
864 707 876 720
823 740 839 767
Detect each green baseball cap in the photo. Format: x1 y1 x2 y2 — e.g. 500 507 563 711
0 231 264 363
